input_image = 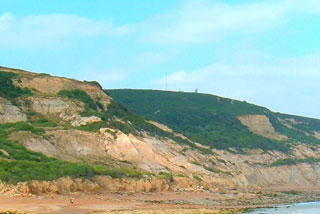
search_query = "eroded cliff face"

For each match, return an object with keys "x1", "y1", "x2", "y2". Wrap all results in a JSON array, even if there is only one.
[
  {"x1": 238, "y1": 115, "x2": 288, "y2": 141},
  {"x1": 0, "y1": 98, "x2": 27, "y2": 124},
  {"x1": 0, "y1": 175, "x2": 213, "y2": 196},
  {"x1": 1, "y1": 66, "x2": 320, "y2": 194},
  {"x1": 8, "y1": 127, "x2": 320, "y2": 191}
]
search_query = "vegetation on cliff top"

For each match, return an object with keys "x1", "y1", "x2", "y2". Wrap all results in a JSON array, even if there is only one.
[
  {"x1": 0, "y1": 119, "x2": 170, "y2": 184},
  {"x1": 0, "y1": 71, "x2": 32, "y2": 103},
  {"x1": 270, "y1": 157, "x2": 320, "y2": 167},
  {"x1": 57, "y1": 89, "x2": 213, "y2": 155},
  {"x1": 0, "y1": 122, "x2": 142, "y2": 184},
  {"x1": 106, "y1": 89, "x2": 320, "y2": 152}
]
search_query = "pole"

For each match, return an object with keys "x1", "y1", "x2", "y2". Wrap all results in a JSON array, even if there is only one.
[{"x1": 165, "y1": 72, "x2": 167, "y2": 91}]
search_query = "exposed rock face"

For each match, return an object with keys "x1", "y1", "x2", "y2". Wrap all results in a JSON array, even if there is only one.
[
  {"x1": 71, "y1": 116, "x2": 102, "y2": 127},
  {"x1": 238, "y1": 115, "x2": 288, "y2": 141},
  {"x1": 0, "y1": 175, "x2": 214, "y2": 195},
  {"x1": 25, "y1": 97, "x2": 84, "y2": 116},
  {"x1": 0, "y1": 98, "x2": 27, "y2": 124},
  {"x1": 2, "y1": 66, "x2": 320, "y2": 194},
  {"x1": 148, "y1": 121, "x2": 173, "y2": 133},
  {"x1": 15, "y1": 75, "x2": 110, "y2": 110},
  {"x1": 10, "y1": 127, "x2": 320, "y2": 191},
  {"x1": 314, "y1": 131, "x2": 320, "y2": 140}
]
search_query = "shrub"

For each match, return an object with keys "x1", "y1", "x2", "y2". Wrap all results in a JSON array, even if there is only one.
[
  {"x1": 158, "y1": 172, "x2": 174, "y2": 182},
  {"x1": 0, "y1": 122, "x2": 145, "y2": 184},
  {"x1": 1, "y1": 122, "x2": 44, "y2": 135},
  {"x1": 271, "y1": 157, "x2": 320, "y2": 167},
  {"x1": 0, "y1": 71, "x2": 32, "y2": 102},
  {"x1": 58, "y1": 89, "x2": 97, "y2": 110},
  {"x1": 94, "y1": 165, "x2": 142, "y2": 179},
  {"x1": 106, "y1": 89, "x2": 293, "y2": 152}
]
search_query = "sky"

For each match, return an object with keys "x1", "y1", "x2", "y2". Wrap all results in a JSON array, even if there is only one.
[{"x1": 1, "y1": 0, "x2": 320, "y2": 118}]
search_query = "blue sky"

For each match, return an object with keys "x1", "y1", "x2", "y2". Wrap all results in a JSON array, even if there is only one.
[{"x1": 1, "y1": 0, "x2": 320, "y2": 118}]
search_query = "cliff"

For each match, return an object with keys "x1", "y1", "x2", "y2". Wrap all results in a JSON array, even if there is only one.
[{"x1": 1, "y1": 66, "x2": 320, "y2": 194}]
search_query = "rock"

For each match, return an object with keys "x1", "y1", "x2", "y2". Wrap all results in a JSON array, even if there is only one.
[
  {"x1": 71, "y1": 116, "x2": 102, "y2": 127},
  {"x1": 0, "y1": 98, "x2": 27, "y2": 124},
  {"x1": 0, "y1": 149, "x2": 9, "y2": 157},
  {"x1": 14, "y1": 74, "x2": 111, "y2": 110},
  {"x1": 238, "y1": 115, "x2": 287, "y2": 141}
]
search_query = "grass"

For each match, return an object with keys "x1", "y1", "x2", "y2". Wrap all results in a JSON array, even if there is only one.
[
  {"x1": 94, "y1": 165, "x2": 143, "y2": 178},
  {"x1": 270, "y1": 157, "x2": 320, "y2": 167},
  {"x1": 106, "y1": 89, "x2": 296, "y2": 152},
  {"x1": 204, "y1": 166, "x2": 224, "y2": 174},
  {"x1": 58, "y1": 89, "x2": 97, "y2": 110},
  {"x1": 0, "y1": 71, "x2": 32, "y2": 103},
  {"x1": 193, "y1": 175, "x2": 202, "y2": 182},
  {"x1": 77, "y1": 99, "x2": 213, "y2": 154},
  {"x1": 27, "y1": 112, "x2": 58, "y2": 128},
  {"x1": 57, "y1": 89, "x2": 213, "y2": 155},
  {"x1": 1, "y1": 122, "x2": 45, "y2": 135},
  {"x1": 157, "y1": 172, "x2": 174, "y2": 182},
  {"x1": 0, "y1": 122, "x2": 143, "y2": 184}
]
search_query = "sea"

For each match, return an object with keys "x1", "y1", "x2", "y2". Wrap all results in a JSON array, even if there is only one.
[{"x1": 248, "y1": 202, "x2": 320, "y2": 214}]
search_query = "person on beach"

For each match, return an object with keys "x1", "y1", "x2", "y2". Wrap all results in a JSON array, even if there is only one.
[{"x1": 70, "y1": 198, "x2": 75, "y2": 204}]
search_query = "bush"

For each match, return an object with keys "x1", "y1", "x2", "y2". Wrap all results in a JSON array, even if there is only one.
[
  {"x1": 106, "y1": 89, "x2": 291, "y2": 152},
  {"x1": 35, "y1": 117, "x2": 57, "y2": 127},
  {"x1": 158, "y1": 172, "x2": 174, "y2": 182},
  {"x1": 94, "y1": 165, "x2": 142, "y2": 179},
  {"x1": 0, "y1": 71, "x2": 32, "y2": 102},
  {"x1": 0, "y1": 122, "x2": 145, "y2": 184},
  {"x1": 1, "y1": 122, "x2": 44, "y2": 135},
  {"x1": 83, "y1": 80, "x2": 102, "y2": 89},
  {"x1": 271, "y1": 157, "x2": 320, "y2": 167},
  {"x1": 58, "y1": 89, "x2": 97, "y2": 110}
]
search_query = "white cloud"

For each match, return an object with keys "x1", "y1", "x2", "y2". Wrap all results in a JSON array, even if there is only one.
[
  {"x1": 0, "y1": 13, "x2": 129, "y2": 48},
  {"x1": 139, "y1": 0, "x2": 320, "y2": 44},
  {"x1": 77, "y1": 69, "x2": 128, "y2": 87},
  {"x1": 134, "y1": 52, "x2": 167, "y2": 66},
  {"x1": 152, "y1": 52, "x2": 320, "y2": 117}
]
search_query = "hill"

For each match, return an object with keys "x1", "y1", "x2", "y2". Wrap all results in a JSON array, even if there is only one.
[
  {"x1": 106, "y1": 89, "x2": 320, "y2": 152},
  {"x1": 2, "y1": 66, "x2": 320, "y2": 194},
  {"x1": 0, "y1": 67, "x2": 173, "y2": 184}
]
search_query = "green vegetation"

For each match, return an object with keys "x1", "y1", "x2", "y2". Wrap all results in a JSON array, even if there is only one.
[
  {"x1": 94, "y1": 165, "x2": 142, "y2": 178},
  {"x1": 1, "y1": 122, "x2": 44, "y2": 135},
  {"x1": 83, "y1": 80, "x2": 102, "y2": 89},
  {"x1": 270, "y1": 157, "x2": 320, "y2": 167},
  {"x1": 0, "y1": 211, "x2": 23, "y2": 214},
  {"x1": 0, "y1": 122, "x2": 143, "y2": 184},
  {"x1": 36, "y1": 73, "x2": 51, "y2": 77},
  {"x1": 106, "y1": 89, "x2": 295, "y2": 152},
  {"x1": 58, "y1": 89, "x2": 98, "y2": 110},
  {"x1": 33, "y1": 117, "x2": 57, "y2": 128},
  {"x1": 0, "y1": 122, "x2": 92, "y2": 183},
  {"x1": 157, "y1": 171, "x2": 174, "y2": 181},
  {"x1": 276, "y1": 113, "x2": 320, "y2": 134},
  {"x1": 204, "y1": 166, "x2": 224, "y2": 174},
  {"x1": 57, "y1": 89, "x2": 212, "y2": 154},
  {"x1": 27, "y1": 112, "x2": 57, "y2": 128},
  {"x1": 73, "y1": 95, "x2": 213, "y2": 154},
  {"x1": 193, "y1": 175, "x2": 202, "y2": 182},
  {"x1": 267, "y1": 113, "x2": 320, "y2": 145},
  {"x1": 0, "y1": 71, "x2": 32, "y2": 103}
]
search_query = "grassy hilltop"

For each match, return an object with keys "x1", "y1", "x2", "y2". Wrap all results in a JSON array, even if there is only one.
[{"x1": 106, "y1": 89, "x2": 320, "y2": 152}]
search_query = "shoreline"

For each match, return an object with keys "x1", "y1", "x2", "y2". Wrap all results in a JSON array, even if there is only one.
[{"x1": 0, "y1": 190, "x2": 319, "y2": 214}]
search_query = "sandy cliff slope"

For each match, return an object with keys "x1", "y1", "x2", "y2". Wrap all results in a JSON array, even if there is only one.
[{"x1": 1, "y1": 66, "x2": 320, "y2": 194}]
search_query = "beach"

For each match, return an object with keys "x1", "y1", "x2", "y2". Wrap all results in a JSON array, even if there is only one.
[{"x1": 0, "y1": 190, "x2": 319, "y2": 214}]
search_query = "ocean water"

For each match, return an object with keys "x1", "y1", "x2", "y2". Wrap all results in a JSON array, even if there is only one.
[{"x1": 249, "y1": 202, "x2": 320, "y2": 214}]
